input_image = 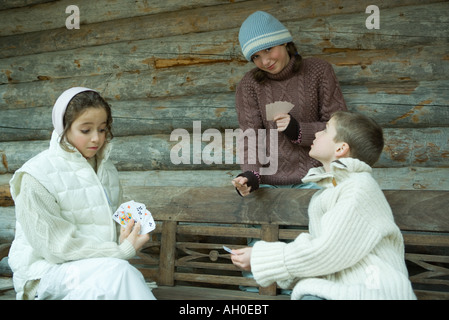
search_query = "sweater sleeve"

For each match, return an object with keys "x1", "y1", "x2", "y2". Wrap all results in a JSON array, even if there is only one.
[
  {"x1": 250, "y1": 182, "x2": 385, "y2": 288},
  {"x1": 298, "y1": 60, "x2": 347, "y2": 146},
  {"x1": 14, "y1": 173, "x2": 136, "y2": 264},
  {"x1": 235, "y1": 74, "x2": 268, "y2": 175}
]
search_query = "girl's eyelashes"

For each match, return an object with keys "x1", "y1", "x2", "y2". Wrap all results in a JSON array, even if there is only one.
[
  {"x1": 80, "y1": 128, "x2": 107, "y2": 134},
  {"x1": 251, "y1": 47, "x2": 273, "y2": 61}
]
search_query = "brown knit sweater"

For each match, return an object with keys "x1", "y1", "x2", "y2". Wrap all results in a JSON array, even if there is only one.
[{"x1": 235, "y1": 56, "x2": 347, "y2": 187}]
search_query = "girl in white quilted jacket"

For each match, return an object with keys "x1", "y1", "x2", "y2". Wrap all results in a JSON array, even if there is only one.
[
  {"x1": 8, "y1": 87, "x2": 156, "y2": 300},
  {"x1": 231, "y1": 111, "x2": 416, "y2": 300}
]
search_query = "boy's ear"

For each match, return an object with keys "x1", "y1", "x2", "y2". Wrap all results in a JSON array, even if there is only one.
[{"x1": 335, "y1": 142, "x2": 350, "y2": 158}]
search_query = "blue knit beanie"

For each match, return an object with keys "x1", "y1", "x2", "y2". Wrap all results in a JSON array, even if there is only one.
[{"x1": 239, "y1": 11, "x2": 293, "y2": 61}]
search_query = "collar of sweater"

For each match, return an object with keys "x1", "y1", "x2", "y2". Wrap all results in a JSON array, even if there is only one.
[
  {"x1": 302, "y1": 158, "x2": 372, "y2": 188},
  {"x1": 265, "y1": 54, "x2": 298, "y2": 81}
]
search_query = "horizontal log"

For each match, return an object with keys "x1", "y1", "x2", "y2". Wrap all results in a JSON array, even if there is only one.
[
  {"x1": 2, "y1": 164, "x2": 448, "y2": 205},
  {"x1": 0, "y1": 206, "x2": 15, "y2": 242},
  {"x1": 0, "y1": 0, "x2": 445, "y2": 59},
  {"x1": 0, "y1": 61, "x2": 250, "y2": 110},
  {"x1": 117, "y1": 167, "x2": 449, "y2": 191},
  {"x1": 2, "y1": 7, "x2": 448, "y2": 85},
  {"x1": 0, "y1": 0, "x2": 54, "y2": 11},
  {"x1": 0, "y1": 0, "x2": 297, "y2": 58},
  {"x1": 1, "y1": 48, "x2": 447, "y2": 109},
  {"x1": 2, "y1": 78, "x2": 449, "y2": 141},
  {"x1": 0, "y1": 28, "x2": 241, "y2": 84},
  {"x1": 0, "y1": 127, "x2": 448, "y2": 173},
  {"x1": 1, "y1": 165, "x2": 448, "y2": 206},
  {"x1": 0, "y1": 184, "x2": 13, "y2": 207},
  {"x1": 0, "y1": 0, "x2": 247, "y2": 37},
  {"x1": 300, "y1": 1, "x2": 449, "y2": 52}
]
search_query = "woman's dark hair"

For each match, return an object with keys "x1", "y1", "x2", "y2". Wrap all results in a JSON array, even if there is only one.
[
  {"x1": 252, "y1": 42, "x2": 302, "y2": 83},
  {"x1": 60, "y1": 91, "x2": 113, "y2": 152}
]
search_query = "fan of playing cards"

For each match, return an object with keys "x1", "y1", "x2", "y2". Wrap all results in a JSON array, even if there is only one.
[{"x1": 112, "y1": 200, "x2": 156, "y2": 235}]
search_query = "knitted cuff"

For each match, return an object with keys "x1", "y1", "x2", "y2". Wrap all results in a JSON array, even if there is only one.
[
  {"x1": 283, "y1": 114, "x2": 301, "y2": 144},
  {"x1": 251, "y1": 240, "x2": 291, "y2": 288},
  {"x1": 235, "y1": 171, "x2": 260, "y2": 196}
]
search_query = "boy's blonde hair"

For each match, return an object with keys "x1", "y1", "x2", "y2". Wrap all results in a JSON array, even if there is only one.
[{"x1": 331, "y1": 111, "x2": 384, "y2": 166}]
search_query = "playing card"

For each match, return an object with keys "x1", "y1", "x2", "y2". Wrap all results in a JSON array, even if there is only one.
[
  {"x1": 140, "y1": 209, "x2": 156, "y2": 234},
  {"x1": 112, "y1": 200, "x2": 155, "y2": 234},
  {"x1": 266, "y1": 101, "x2": 294, "y2": 121},
  {"x1": 223, "y1": 245, "x2": 236, "y2": 255}
]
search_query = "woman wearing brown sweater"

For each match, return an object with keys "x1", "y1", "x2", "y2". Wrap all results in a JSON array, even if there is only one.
[{"x1": 232, "y1": 11, "x2": 347, "y2": 196}]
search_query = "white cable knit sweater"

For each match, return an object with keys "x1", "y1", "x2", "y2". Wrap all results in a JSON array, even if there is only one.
[{"x1": 250, "y1": 158, "x2": 416, "y2": 300}]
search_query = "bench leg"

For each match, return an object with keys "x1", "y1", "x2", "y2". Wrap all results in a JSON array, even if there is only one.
[
  {"x1": 259, "y1": 225, "x2": 279, "y2": 296},
  {"x1": 158, "y1": 221, "x2": 177, "y2": 286}
]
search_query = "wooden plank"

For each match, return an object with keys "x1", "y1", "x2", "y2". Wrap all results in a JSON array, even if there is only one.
[
  {"x1": 259, "y1": 224, "x2": 279, "y2": 296},
  {"x1": 2, "y1": 165, "x2": 449, "y2": 192},
  {"x1": 158, "y1": 221, "x2": 177, "y2": 286},
  {"x1": 120, "y1": 187, "x2": 449, "y2": 232},
  {"x1": 118, "y1": 167, "x2": 449, "y2": 191},
  {"x1": 2, "y1": 188, "x2": 448, "y2": 240},
  {"x1": 414, "y1": 290, "x2": 449, "y2": 300},
  {"x1": 152, "y1": 285, "x2": 289, "y2": 300},
  {"x1": 174, "y1": 272, "x2": 257, "y2": 287},
  {"x1": 128, "y1": 187, "x2": 313, "y2": 226},
  {"x1": 177, "y1": 225, "x2": 261, "y2": 239},
  {"x1": 403, "y1": 233, "x2": 449, "y2": 247}
]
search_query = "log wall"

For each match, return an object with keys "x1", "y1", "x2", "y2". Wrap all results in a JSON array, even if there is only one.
[{"x1": 0, "y1": 0, "x2": 448, "y2": 202}]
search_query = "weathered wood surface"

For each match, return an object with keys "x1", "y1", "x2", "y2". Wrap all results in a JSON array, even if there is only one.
[
  {"x1": 1, "y1": 1, "x2": 447, "y2": 192},
  {"x1": 0, "y1": 0, "x2": 248, "y2": 37},
  {"x1": 1, "y1": 0, "x2": 444, "y2": 57},
  {"x1": 120, "y1": 187, "x2": 449, "y2": 233},
  {"x1": 151, "y1": 285, "x2": 289, "y2": 300},
  {"x1": 1, "y1": 127, "x2": 448, "y2": 173},
  {"x1": 1, "y1": 79, "x2": 449, "y2": 141},
  {"x1": 1, "y1": 186, "x2": 448, "y2": 299},
  {"x1": 2, "y1": 4, "x2": 448, "y2": 84},
  {"x1": 3, "y1": 187, "x2": 448, "y2": 238},
  {"x1": 2, "y1": 165, "x2": 449, "y2": 207}
]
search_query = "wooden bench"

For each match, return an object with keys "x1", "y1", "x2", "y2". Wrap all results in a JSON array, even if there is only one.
[
  {"x1": 1, "y1": 186, "x2": 449, "y2": 300},
  {"x1": 123, "y1": 186, "x2": 449, "y2": 300}
]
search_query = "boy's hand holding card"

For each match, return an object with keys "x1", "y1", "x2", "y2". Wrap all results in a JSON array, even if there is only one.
[{"x1": 113, "y1": 200, "x2": 156, "y2": 235}]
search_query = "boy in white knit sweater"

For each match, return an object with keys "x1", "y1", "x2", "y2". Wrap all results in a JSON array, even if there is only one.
[{"x1": 231, "y1": 111, "x2": 416, "y2": 300}]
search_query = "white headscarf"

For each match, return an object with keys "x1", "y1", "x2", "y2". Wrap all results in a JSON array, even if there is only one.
[{"x1": 51, "y1": 87, "x2": 97, "y2": 136}]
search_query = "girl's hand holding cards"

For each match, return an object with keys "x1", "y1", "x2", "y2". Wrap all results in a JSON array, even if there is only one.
[{"x1": 113, "y1": 200, "x2": 156, "y2": 235}]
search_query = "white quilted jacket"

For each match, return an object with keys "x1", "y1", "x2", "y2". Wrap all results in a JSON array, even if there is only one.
[{"x1": 8, "y1": 131, "x2": 125, "y2": 299}]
